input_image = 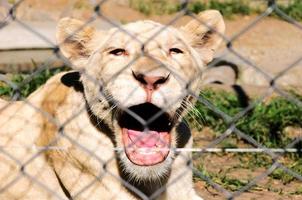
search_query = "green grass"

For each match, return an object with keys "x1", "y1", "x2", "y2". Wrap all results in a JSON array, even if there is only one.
[
  {"x1": 129, "y1": 0, "x2": 179, "y2": 16},
  {"x1": 129, "y1": 0, "x2": 252, "y2": 18},
  {"x1": 7, "y1": 0, "x2": 15, "y2": 4},
  {"x1": 0, "y1": 67, "x2": 67, "y2": 99},
  {"x1": 129, "y1": 0, "x2": 302, "y2": 21},
  {"x1": 289, "y1": 186, "x2": 302, "y2": 195},
  {"x1": 188, "y1": 89, "x2": 302, "y2": 185},
  {"x1": 277, "y1": 0, "x2": 302, "y2": 21},
  {"x1": 237, "y1": 153, "x2": 302, "y2": 184},
  {"x1": 270, "y1": 159, "x2": 302, "y2": 184},
  {"x1": 205, "y1": 0, "x2": 251, "y2": 18},
  {"x1": 194, "y1": 152, "x2": 302, "y2": 191},
  {"x1": 188, "y1": 89, "x2": 302, "y2": 148},
  {"x1": 194, "y1": 163, "x2": 249, "y2": 191},
  {"x1": 237, "y1": 154, "x2": 272, "y2": 169}
]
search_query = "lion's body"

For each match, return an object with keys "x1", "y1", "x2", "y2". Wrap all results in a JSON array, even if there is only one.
[
  {"x1": 0, "y1": 10, "x2": 225, "y2": 200},
  {"x1": 0, "y1": 73, "x2": 196, "y2": 200}
]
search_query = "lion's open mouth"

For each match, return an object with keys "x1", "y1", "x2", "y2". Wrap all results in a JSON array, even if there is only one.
[{"x1": 118, "y1": 103, "x2": 173, "y2": 166}]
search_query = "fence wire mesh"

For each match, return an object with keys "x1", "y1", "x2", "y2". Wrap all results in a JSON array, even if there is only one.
[{"x1": 0, "y1": 0, "x2": 302, "y2": 199}]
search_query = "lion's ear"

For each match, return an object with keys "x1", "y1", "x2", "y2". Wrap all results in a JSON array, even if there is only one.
[
  {"x1": 182, "y1": 10, "x2": 225, "y2": 64},
  {"x1": 56, "y1": 18, "x2": 95, "y2": 66}
]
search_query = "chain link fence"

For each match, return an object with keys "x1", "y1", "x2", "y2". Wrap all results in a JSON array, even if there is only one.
[{"x1": 0, "y1": 0, "x2": 302, "y2": 199}]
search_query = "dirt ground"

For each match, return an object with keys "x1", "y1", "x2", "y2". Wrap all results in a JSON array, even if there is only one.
[
  {"x1": 192, "y1": 128, "x2": 302, "y2": 200},
  {"x1": 1, "y1": 0, "x2": 302, "y2": 199}
]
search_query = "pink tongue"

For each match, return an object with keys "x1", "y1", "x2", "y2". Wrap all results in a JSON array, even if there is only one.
[{"x1": 128, "y1": 129, "x2": 166, "y2": 148}]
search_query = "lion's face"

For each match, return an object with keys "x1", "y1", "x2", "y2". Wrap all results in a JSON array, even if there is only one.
[{"x1": 57, "y1": 11, "x2": 225, "y2": 179}]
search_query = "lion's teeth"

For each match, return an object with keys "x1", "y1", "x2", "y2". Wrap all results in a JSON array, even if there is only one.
[
  {"x1": 137, "y1": 148, "x2": 156, "y2": 154},
  {"x1": 156, "y1": 143, "x2": 165, "y2": 148}
]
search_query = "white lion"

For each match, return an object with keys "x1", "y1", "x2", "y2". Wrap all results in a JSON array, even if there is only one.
[{"x1": 0, "y1": 10, "x2": 225, "y2": 200}]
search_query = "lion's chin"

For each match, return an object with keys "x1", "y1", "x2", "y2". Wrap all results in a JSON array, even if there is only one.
[{"x1": 122, "y1": 128, "x2": 171, "y2": 166}]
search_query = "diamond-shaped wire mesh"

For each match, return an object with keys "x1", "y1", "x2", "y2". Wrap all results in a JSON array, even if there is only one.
[{"x1": 0, "y1": 0, "x2": 302, "y2": 199}]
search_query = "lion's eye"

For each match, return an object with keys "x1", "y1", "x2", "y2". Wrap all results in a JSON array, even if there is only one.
[
  {"x1": 109, "y1": 48, "x2": 127, "y2": 56},
  {"x1": 169, "y1": 48, "x2": 183, "y2": 55}
]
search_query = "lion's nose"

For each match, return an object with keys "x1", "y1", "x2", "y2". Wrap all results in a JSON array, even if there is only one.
[
  {"x1": 132, "y1": 71, "x2": 170, "y2": 102},
  {"x1": 132, "y1": 71, "x2": 169, "y2": 90}
]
